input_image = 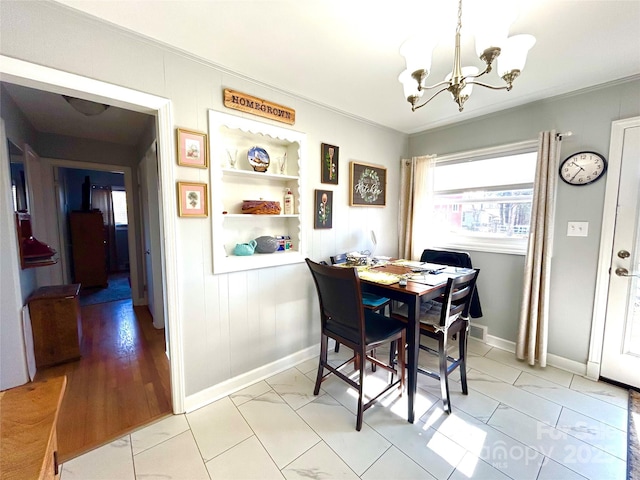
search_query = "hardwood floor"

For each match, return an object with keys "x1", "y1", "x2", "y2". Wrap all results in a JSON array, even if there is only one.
[{"x1": 34, "y1": 299, "x2": 171, "y2": 462}]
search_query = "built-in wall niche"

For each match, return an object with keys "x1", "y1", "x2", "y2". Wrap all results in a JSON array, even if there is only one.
[{"x1": 208, "y1": 110, "x2": 307, "y2": 274}]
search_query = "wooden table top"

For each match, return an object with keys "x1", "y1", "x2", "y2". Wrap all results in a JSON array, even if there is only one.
[{"x1": 1, "y1": 376, "x2": 67, "y2": 480}]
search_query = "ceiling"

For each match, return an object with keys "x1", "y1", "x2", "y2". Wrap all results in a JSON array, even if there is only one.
[
  {"x1": 2, "y1": 82, "x2": 153, "y2": 146},
  {"x1": 4, "y1": 0, "x2": 640, "y2": 144}
]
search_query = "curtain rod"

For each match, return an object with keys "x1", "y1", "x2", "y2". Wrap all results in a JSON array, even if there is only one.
[{"x1": 556, "y1": 131, "x2": 572, "y2": 140}]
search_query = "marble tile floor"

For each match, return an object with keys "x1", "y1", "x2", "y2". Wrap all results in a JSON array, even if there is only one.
[{"x1": 60, "y1": 339, "x2": 629, "y2": 480}]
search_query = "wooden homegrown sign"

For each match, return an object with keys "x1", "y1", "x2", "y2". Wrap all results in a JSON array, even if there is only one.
[{"x1": 223, "y1": 89, "x2": 295, "y2": 125}]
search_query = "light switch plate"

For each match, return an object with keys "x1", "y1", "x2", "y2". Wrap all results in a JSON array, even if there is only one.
[{"x1": 567, "y1": 221, "x2": 589, "y2": 237}]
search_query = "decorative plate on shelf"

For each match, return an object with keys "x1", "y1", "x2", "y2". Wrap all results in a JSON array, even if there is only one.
[{"x1": 248, "y1": 146, "x2": 270, "y2": 172}]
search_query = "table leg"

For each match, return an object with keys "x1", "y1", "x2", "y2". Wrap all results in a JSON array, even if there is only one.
[{"x1": 407, "y1": 296, "x2": 420, "y2": 423}]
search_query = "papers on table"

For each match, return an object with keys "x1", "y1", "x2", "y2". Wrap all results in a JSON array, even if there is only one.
[
  {"x1": 406, "y1": 273, "x2": 448, "y2": 286},
  {"x1": 391, "y1": 260, "x2": 445, "y2": 270},
  {"x1": 407, "y1": 267, "x2": 475, "y2": 286},
  {"x1": 357, "y1": 269, "x2": 400, "y2": 285}
]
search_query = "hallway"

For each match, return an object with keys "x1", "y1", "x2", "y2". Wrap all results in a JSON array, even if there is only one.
[{"x1": 34, "y1": 299, "x2": 171, "y2": 461}]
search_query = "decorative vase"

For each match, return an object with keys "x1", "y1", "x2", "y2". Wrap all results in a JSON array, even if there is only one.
[
  {"x1": 233, "y1": 239, "x2": 257, "y2": 256},
  {"x1": 255, "y1": 236, "x2": 279, "y2": 254}
]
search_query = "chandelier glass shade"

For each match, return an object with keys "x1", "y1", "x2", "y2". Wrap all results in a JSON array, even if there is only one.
[{"x1": 398, "y1": 0, "x2": 535, "y2": 112}]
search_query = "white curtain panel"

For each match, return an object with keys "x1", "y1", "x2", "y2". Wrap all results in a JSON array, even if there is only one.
[
  {"x1": 398, "y1": 155, "x2": 436, "y2": 260},
  {"x1": 516, "y1": 130, "x2": 560, "y2": 367}
]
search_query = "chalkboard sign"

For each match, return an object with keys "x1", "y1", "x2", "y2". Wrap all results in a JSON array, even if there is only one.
[{"x1": 350, "y1": 161, "x2": 386, "y2": 207}]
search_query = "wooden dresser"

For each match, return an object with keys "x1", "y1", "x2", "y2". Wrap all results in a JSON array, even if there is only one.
[
  {"x1": 0, "y1": 376, "x2": 67, "y2": 480},
  {"x1": 69, "y1": 210, "x2": 108, "y2": 288},
  {"x1": 27, "y1": 284, "x2": 82, "y2": 369}
]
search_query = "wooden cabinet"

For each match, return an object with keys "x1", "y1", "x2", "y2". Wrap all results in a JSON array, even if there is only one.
[
  {"x1": 0, "y1": 376, "x2": 66, "y2": 480},
  {"x1": 69, "y1": 211, "x2": 107, "y2": 288},
  {"x1": 28, "y1": 284, "x2": 82, "y2": 369},
  {"x1": 208, "y1": 110, "x2": 307, "y2": 274}
]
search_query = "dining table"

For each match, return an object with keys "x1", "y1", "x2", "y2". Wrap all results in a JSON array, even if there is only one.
[{"x1": 352, "y1": 259, "x2": 468, "y2": 424}]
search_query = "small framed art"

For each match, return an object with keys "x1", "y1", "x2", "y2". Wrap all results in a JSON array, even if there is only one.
[
  {"x1": 321, "y1": 143, "x2": 339, "y2": 184},
  {"x1": 177, "y1": 182, "x2": 208, "y2": 217},
  {"x1": 176, "y1": 128, "x2": 208, "y2": 168},
  {"x1": 314, "y1": 189, "x2": 333, "y2": 229},
  {"x1": 350, "y1": 161, "x2": 386, "y2": 207}
]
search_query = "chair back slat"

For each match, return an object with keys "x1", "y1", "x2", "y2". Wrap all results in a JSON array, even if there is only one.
[
  {"x1": 420, "y1": 248, "x2": 483, "y2": 319},
  {"x1": 436, "y1": 269, "x2": 479, "y2": 328},
  {"x1": 306, "y1": 259, "x2": 365, "y2": 346}
]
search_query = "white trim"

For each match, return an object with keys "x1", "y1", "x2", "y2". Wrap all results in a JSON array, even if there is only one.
[
  {"x1": 587, "y1": 116, "x2": 640, "y2": 381},
  {"x1": 184, "y1": 344, "x2": 319, "y2": 413},
  {"x1": 437, "y1": 239, "x2": 527, "y2": 256},
  {"x1": 0, "y1": 55, "x2": 185, "y2": 413},
  {"x1": 434, "y1": 139, "x2": 538, "y2": 165},
  {"x1": 48, "y1": 158, "x2": 144, "y2": 305},
  {"x1": 430, "y1": 140, "x2": 537, "y2": 255},
  {"x1": 486, "y1": 335, "x2": 587, "y2": 376}
]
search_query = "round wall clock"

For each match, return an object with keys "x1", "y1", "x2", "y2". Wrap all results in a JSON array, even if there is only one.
[{"x1": 559, "y1": 151, "x2": 607, "y2": 186}]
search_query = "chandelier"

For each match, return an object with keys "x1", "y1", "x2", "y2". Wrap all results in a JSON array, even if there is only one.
[{"x1": 398, "y1": 0, "x2": 536, "y2": 112}]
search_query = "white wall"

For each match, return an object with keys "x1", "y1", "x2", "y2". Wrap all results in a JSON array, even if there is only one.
[
  {"x1": 0, "y1": 1, "x2": 407, "y2": 395},
  {"x1": 409, "y1": 78, "x2": 640, "y2": 364}
]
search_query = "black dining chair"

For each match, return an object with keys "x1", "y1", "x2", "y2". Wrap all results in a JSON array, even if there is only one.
[
  {"x1": 330, "y1": 253, "x2": 391, "y2": 353},
  {"x1": 391, "y1": 269, "x2": 479, "y2": 414},
  {"x1": 420, "y1": 249, "x2": 482, "y2": 318},
  {"x1": 306, "y1": 258, "x2": 406, "y2": 431}
]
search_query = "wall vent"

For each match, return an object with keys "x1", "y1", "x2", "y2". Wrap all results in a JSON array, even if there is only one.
[{"x1": 469, "y1": 324, "x2": 488, "y2": 342}]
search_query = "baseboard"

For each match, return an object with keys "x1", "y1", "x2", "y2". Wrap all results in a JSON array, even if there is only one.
[
  {"x1": 586, "y1": 361, "x2": 601, "y2": 380},
  {"x1": 485, "y1": 335, "x2": 587, "y2": 376},
  {"x1": 184, "y1": 344, "x2": 319, "y2": 413},
  {"x1": 132, "y1": 296, "x2": 146, "y2": 306}
]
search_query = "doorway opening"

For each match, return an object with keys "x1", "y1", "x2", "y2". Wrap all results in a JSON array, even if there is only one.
[{"x1": 1, "y1": 54, "x2": 184, "y2": 457}]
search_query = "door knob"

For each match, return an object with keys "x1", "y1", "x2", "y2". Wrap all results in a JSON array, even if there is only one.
[
  {"x1": 145, "y1": 250, "x2": 150, "y2": 255},
  {"x1": 618, "y1": 250, "x2": 631, "y2": 259}
]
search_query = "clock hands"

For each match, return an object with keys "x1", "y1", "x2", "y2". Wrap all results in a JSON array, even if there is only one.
[{"x1": 569, "y1": 161, "x2": 585, "y2": 182}]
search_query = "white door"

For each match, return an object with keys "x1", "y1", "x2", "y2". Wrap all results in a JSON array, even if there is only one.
[
  {"x1": 139, "y1": 142, "x2": 165, "y2": 330},
  {"x1": 600, "y1": 120, "x2": 640, "y2": 388},
  {"x1": 23, "y1": 144, "x2": 63, "y2": 286}
]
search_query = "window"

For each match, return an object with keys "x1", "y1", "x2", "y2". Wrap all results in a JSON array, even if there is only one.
[
  {"x1": 111, "y1": 189, "x2": 128, "y2": 226},
  {"x1": 430, "y1": 142, "x2": 538, "y2": 255}
]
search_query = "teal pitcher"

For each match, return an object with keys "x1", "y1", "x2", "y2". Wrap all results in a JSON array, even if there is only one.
[{"x1": 234, "y1": 239, "x2": 257, "y2": 256}]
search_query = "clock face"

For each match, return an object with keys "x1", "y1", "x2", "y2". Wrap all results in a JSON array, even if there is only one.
[{"x1": 559, "y1": 151, "x2": 607, "y2": 186}]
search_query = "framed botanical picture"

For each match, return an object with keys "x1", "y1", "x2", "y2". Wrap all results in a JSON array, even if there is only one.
[
  {"x1": 321, "y1": 143, "x2": 339, "y2": 184},
  {"x1": 177, "y1": 182, "x2": 208, "y2": 217},
  {"x1": 176, "y1": 128, "x2": 208, "y2": 168},
  {"x1": 314, "y1": 189, "x2": 333, "y2": 229},
  {"x1": 350, "y1": 161, "x2": 386, "y2": 207}
]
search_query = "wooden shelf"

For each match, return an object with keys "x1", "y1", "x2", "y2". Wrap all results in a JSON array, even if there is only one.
[
  {"x1": 23, "y1": 258, "x2": 58, "y2": 269},
  {"x1": 15, "y1": 212, "x2": 58, "y2": 270}
]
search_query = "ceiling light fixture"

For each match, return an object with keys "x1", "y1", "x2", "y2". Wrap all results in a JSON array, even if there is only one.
[
  {"x1": 398, "y1": 0, "x2": 535, "y2": 112},
  {"x1": 63, "y1": 95, "x2": 111, "y2": 116}
]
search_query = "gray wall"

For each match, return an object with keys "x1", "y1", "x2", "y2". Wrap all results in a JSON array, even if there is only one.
[
  {"x1": 0, "y1": 0, "x2": 407, "y2": 396},
  {"x1": 409, "y1": 79, "x2": 640, "y2": 363},
  {"x1": 37, "y1": 132, "x2": 139, "y2": 167},
  {"x1": 0, "y1": 83, "x2": 38, "y2": 304},
  {"x1": 3, "y1": 0, "x2": 635, "y2": 396}
]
